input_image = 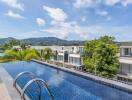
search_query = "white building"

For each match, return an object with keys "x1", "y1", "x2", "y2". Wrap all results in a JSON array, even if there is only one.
[
  {"x1": 119, "y1": 46, "x2": 132, "y2": 80},
  {"x1": 13, "y1": 45, "x2": 84, "y2": 67},
  {"x1": 57, "y1": 46, "x2": 84, "y2": 66}
]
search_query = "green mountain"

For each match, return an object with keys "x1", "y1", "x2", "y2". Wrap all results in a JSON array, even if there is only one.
[
  {"x1": 0, "y1": 37, "x2": 17, "y2": 44},
  {"x1": 0, "y1": 37, "x2": 83, "y2": 46},
  {"x1": 0, "y1": 37, "x2": 131, "y2": 46}
]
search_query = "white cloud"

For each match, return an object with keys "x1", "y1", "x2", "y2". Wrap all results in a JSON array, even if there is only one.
[
  {"x1": 36, "y1": 18, "x2": 45, "y2": 27},
  {"x1": 5, "y1": 10, "x2": 25, "y2": 19},
  {"x1": 97, "y1": 10, "x2": 108, "y2": 16},
  {"x1": 0, "y1": 0, "x2": 24, "y2": 10},
  {"x1": 105, "y1": 0, "x2": 121, "y2": 6},
  {"x1": 41, "y1": 21, "x2": 102, "y2": 39},
  {"x1": 40, "y1": 18, "x2": 132, "y2": 40},
  {"x1": 73, "y1": 0, "x2": 132, "y2": 9},
  {"x1": 41, "y1": 21, "x2": 73, "y2": 38},
  {"x1": 2, "y1": 25, "x2": 132, "y2": 41},
  {"x1": 73, "y1": 0, "x2": 100, "y2": 8},
  {"x1": 43, "y1": 6, "x2": 67, "y2": 22},
  {"x1": 105, "y1": 0, "x2": 132, "y2": 7},
  {"x1": 121, "y1": 0, "x2": 132, "y2": 7}
]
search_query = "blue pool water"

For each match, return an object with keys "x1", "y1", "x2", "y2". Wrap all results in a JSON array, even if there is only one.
[{"x1": 1, "y1": 61, "x2": 132, "y2": 100}]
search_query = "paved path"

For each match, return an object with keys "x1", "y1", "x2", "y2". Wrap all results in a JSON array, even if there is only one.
[
  {"x1": 0, "y1": 83, "x2": 12, "y2": 100},
  {"x1": 0, "y1": 67, "x2": 20, "y2": 100}
]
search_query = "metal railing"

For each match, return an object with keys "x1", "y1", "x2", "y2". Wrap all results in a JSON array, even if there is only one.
[
  {"x1": 13, "y1": 71, "x2": 35, "y2": 95},
  {"x1": 13, "y1": 71, "x2": 54, "y2": 100}
]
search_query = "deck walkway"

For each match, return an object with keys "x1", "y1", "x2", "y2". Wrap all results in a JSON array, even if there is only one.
[
  {"x1": 0, "y1": 83, "x2": 12, "y2": 100},
  {"x1": 0, "y1": 67, "x2": 20, "y2": 100}
]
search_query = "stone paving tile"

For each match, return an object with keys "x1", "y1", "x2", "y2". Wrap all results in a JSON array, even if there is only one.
[
  {"x1": 0, "y1": 67, "x2": 21, "y2": 100},
  {"x1": 0, "y1": 83, "x2": 11, "y2": 100}
]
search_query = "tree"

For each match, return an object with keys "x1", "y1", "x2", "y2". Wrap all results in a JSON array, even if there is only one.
[
  {"x1": 83, "y1": 40, "x2": 98, "y2": 73},
  {"x1": 2, "y1": 43, "x2": 10, "y2": 50},
  {"x1": 53, "y1": 50, "x2": 58, "y2": 60},
  {"x1": 83, "y1": 36, "x2": 119, "y2": 77},
  {"x1": 20, "y1": 42, "x2": 30, "y2": 50},
  {"x1": 42, "y1": 48, "x2": 53, "y2": 62},
  {"x1": 8, "y1": 40, "x2": 20, "y2": 47},
  {"x1": 0, "y1": 40, "x2": 30, "y2": 52},
  {"x1": 24, "y1": 48, "x2": 41, "y2": 61},
  {"x1": 5, "y1": 48, "x2": 41, "y2": 61}
]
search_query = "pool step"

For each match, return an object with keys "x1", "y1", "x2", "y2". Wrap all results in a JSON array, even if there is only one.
[{"x1": 13, "y1": 71, "x2": 54, "y2": 100}]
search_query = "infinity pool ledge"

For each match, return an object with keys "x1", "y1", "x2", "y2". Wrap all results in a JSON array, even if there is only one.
[{"x1": 32, "y1": 59, "x2": 132, "y2": 94}]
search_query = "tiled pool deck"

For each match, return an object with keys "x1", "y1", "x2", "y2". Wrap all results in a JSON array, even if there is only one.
[
  {"x1": 0, "y1": 67, "x2": 21, "y2": 100},
  {"x1": 0, "y1": 83, "x2": 12, "y2": 100},
  {"x1": 33, "y1": 59, "x2": 132, "y2": 94}
]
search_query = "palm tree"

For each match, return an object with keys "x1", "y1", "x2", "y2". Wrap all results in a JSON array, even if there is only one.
[
  {"x1": 20, "y1": 42, "x2": 27, "y2": 50},
  {"x1": 5, "y1": 48, "x2": 41, "y2": 61},
  {"x1": 24, "y1": 48, "x2": 41, "y2": 61},
  {"x1": 42, "y1": 48, "x2": 53, "y2": 62}
]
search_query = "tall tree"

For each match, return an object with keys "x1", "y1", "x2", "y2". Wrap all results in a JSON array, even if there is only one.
[
  {"x1": 83, "y1": 36, "x2": 119, "y2": 77},
  {"x1": 42, "y1": 48, "x2": 53, "y2": 62},
  {"x1": 83, "y1": 39, "x2": 98, "y2": 73}
]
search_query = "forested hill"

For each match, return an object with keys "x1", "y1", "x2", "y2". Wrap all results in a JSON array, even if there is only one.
[{"x1": 0, "y1": 37, "x2": 84, "y2": 46}]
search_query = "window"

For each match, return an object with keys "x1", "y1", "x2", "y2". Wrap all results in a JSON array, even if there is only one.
[
  {"x1": 124, "y1": 48, "x2": 130, "y2": 56},
  {"x1": 69, "y1": 57, "x2": 81, "y2": 65},
  {"x1": 121, "y1": 63, "x2": 129, "y2": 75},
  {"x1": 58, "y1": 55, "x2": 63, "y2": 62}
]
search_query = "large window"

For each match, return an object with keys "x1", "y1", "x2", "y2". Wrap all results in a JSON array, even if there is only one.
[
  {"x1": 120, "y1": 63, "x2": 132, "y2": 75},
  {"x1": 69, "y1": 57, "x2": 81, "y2": 65},
  {"x1": 124, "y1": 48, "x2": 130, "y2": 56},
  {"x1": 58, "y1": 55, "x2": 63, "y2": 62}
]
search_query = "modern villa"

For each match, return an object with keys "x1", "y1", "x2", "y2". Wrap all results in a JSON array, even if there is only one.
[
  {"x1": 13, "y1": 45, "x2": 132, "y2": 80},
  {"x1": 56, "y1": 46, "x2": 84, "y2": 68},
  {"x1": 13, "y1": 46, "x2": 84, "y2": 68},
  {"x1": 118, "y1": 45, "x2": 132, "y2": 81}
]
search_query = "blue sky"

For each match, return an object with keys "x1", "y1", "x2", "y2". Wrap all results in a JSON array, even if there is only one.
[{"x1": 0, "y1": 0, "x2": 132, "y2": 41}]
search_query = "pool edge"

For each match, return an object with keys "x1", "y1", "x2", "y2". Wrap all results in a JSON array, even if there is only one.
[{"x1": 32, "y1": 59, "x2": 132, "y2": 94}]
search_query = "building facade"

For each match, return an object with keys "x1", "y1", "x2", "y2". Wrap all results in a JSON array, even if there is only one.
[
  {"x1": 119, "y1": 46, "x2": 132, "y2": 80},
  {"x1": 13, "y1": 44, "x2": 132, "y2": 81},
  {"x1": 57, "y1": 46, "x2": 84, "y2": 66},
  {"x1": 13, "y1": 45, "x2": 84, "y2": 67}
]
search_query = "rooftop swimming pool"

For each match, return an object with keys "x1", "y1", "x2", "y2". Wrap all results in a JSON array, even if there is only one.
[{"x1": 1, "y1": 61, "x2": 132, "y2": 100}]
